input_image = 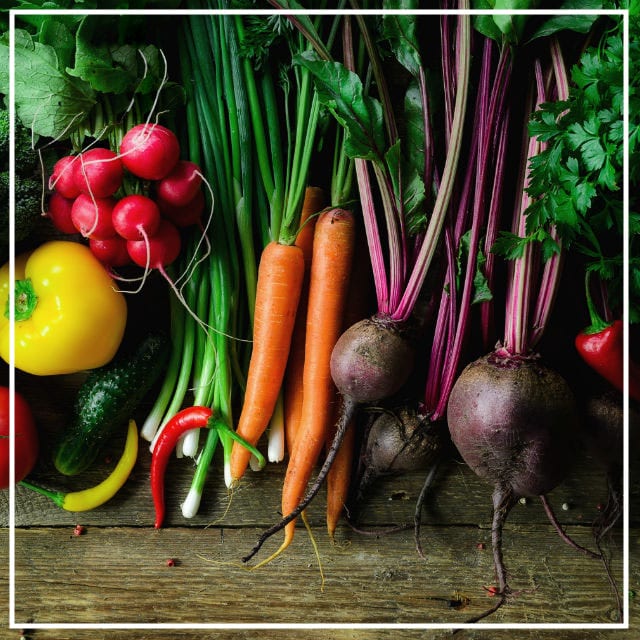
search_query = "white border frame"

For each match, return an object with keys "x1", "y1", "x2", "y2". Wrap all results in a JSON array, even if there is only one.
[{"x1": 8, "y1": 4, "x2": 630, "y2": 632}]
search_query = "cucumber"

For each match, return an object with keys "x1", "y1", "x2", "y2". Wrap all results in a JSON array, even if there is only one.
[{"x1": 53, "y1": 332, "x2": 169, "y2": 476}]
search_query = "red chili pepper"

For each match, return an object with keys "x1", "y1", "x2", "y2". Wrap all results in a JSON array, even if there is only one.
[
  {"x1": 576, "y1": 319, "x2": 640, "y2": 402},
  {"x1": 151, "y1": 406, "x2": 213, "y2": 529}
]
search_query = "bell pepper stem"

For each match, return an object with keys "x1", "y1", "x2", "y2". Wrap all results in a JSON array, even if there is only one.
[{"x1": 6, "y1": 279, "x2": 38, "y2": 322}]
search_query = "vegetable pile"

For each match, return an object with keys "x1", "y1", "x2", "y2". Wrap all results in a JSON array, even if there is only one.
[{"x1": 1, "y1": 0, "x2": 635, "y2": 627}]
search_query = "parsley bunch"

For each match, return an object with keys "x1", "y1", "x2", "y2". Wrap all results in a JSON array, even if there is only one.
[{"x1": 494, "y1": 14, "x2": 635, "y2": 321}]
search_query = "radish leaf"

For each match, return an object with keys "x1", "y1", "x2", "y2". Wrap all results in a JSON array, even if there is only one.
[{"x1": 1, "y1": 29, "x2": 96, "y2": 139}]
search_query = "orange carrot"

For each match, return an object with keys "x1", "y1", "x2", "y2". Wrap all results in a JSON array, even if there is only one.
[
  {"x1": 326, "y1": 228, "x2": 373, "y2": 539},
  {"x1": 283, "y1": 186, "x2": 325, "y2": 454},
  {"x1": 325, "y1": 396, "x2": 356, "y2": 541},
  {"x1": 229, "y1": 241, "x2": 305, "y2": 484},
  {"x1": 268, "y1": 207, "x2": 355, "y2": 561}
]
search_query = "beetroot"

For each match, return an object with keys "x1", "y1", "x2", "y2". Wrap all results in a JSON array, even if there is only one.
[
  {"x1": 330, "y1": 317, "x2": 414, "y2": 404},
  {"x1": 447, "y1": 349, "x2": 585, "y2": 619},
  {"x1": 583, "y1": 391, "x2": 639, "y2": 543},
  {"x1": 356, "y1": 406, "x2": 443, "y2": 502},
  {"x1": 447, "y1": 351, "x2": 578, "y2": 498}
]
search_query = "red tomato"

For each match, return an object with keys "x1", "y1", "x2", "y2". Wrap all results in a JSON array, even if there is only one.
[{"x1": 0, "y1": 387, "x2": 39, "y2": 488}]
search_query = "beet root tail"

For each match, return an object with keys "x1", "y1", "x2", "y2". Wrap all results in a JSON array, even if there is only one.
[{"x1": 464, "y1": 485, "x2": 516, "y2": 624}]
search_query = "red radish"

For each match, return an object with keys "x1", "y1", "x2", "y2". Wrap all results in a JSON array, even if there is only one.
[
  {"x1": 71, "y1": 194, "x2": 117, "y2": 239},
  {"x1": 112, "y1": 194, "x2": 161, "y2": 240},
  {"x1": 120, "y1": 123, "x2": 180, "y2": 180},
  {"x1": 156, "y1": 189, "x2": 205, "y2": 228},
  {"x1": 49, "y1": 155, "x2": 81, "y2": 199},
  {"x1": 74, "y1": 148, "x2": 124, "y2": 198},
  {"x1": 90, "y1": 236, "x2": 131, "y2": 267},
  {"x1": 127, "y1": 219, "x2": 181, "y2": 269},
  {"x1": 156, "y1": 160, "x2": 202, "y2": 206},
  {"x1": 46, "y1": 192, "x2": 77, "y2": 234}
]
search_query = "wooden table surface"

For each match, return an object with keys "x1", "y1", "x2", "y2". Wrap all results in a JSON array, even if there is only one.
[{"x1": 1, "y1": 357, "x2": 637, "y2": 639}]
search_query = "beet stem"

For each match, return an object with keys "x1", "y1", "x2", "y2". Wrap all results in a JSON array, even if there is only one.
[
  {"x1": 242, "y1": 397, "x2": 358, "y2": 563},
  {"x1": 539, "y1": 494, "x2": 601, "y2": 560}
]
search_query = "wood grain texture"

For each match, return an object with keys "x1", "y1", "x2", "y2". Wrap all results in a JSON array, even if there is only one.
[{"x1": 5, "y1": 524, "x2": 629, "y2": 627}]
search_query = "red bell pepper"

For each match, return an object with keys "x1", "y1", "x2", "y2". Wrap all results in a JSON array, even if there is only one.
[
  {"x1": 575, "y1": 319, "x2": 640, "y2": 401},
  {"x1": 575, "y1": 275, "x2": 639, "y2": 402}
]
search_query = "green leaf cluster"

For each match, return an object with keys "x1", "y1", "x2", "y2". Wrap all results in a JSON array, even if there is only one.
[
  {"x1": 0, "y1": 11, "x2": 183, "y2": 145},
  {"x1": 472, "y1": 0, "x2": 602, "y2": 45},
  {"x1": 525, "y1": 32, "x2": 623, "y2": 241}
]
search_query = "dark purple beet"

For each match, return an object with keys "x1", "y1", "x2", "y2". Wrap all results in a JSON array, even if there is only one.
[
  {"x1": 584, "y1": 391, "x2": 625, "y2": 470},
  {"x1": 446, "y1": 349, "x2": 584, "y2": 622},
  {"x1": 447, "y1": 350, "x2": 579, "y2": 498},
  {"x1": 582, "y1": 391, "x2": 635, "y2": 620}
]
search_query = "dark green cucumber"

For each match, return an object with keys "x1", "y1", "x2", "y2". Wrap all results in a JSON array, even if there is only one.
[{"x1": 53, "y1": 332, "x2": 169, "y2": 476}]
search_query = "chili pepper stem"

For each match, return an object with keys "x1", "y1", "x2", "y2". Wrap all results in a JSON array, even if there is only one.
[
  {"x1": 19, "y1": 480, "x2": 66, "y2": 508},
  {"x1": 583, "y1": 270, "x2": 610, "y2": 335}
]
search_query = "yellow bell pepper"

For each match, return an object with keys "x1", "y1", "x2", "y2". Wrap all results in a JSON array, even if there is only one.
[{"x1": 0, "y1": 241, "x2": 127, "y2": 375}]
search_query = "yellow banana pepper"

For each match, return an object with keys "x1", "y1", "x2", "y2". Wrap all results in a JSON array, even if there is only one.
[
  {"x1": 0, "y1": 241, "x2": 127, "y2": 375},
  {"x1": 20, "y1": 420, "x2": 139, "y2": 512}
]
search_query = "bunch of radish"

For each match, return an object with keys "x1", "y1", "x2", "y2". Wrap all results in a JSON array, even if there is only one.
[{"x1": 46, "y1": 123, "x2": 205, "y2": 271}]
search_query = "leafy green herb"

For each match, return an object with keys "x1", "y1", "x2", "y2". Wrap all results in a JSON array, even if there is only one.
[
  {"x1": 498, "y1": 20, "x2": 622, "y2": 243},
  {"x1": 494, "y1": 13, "x2": 635, "y2": 320},
  {"x1": 0, "y1": 29, "x2": 96, "y2": 139}
]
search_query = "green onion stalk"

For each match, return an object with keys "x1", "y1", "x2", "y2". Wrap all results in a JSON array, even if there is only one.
[
  {"x1": 180, "y1": 8, "x2": 260, "y2": 512},
  {"x1": 140, "y1": 6, "x2": 262, "y2": 520}
]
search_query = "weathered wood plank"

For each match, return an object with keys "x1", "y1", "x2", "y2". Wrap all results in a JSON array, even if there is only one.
[
  {"x1": 6, "y1": 524, "x2": 627, "y2": 627},
  {"x1": 4, "y1": 443, "x2": 632, "y2": 530}
]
